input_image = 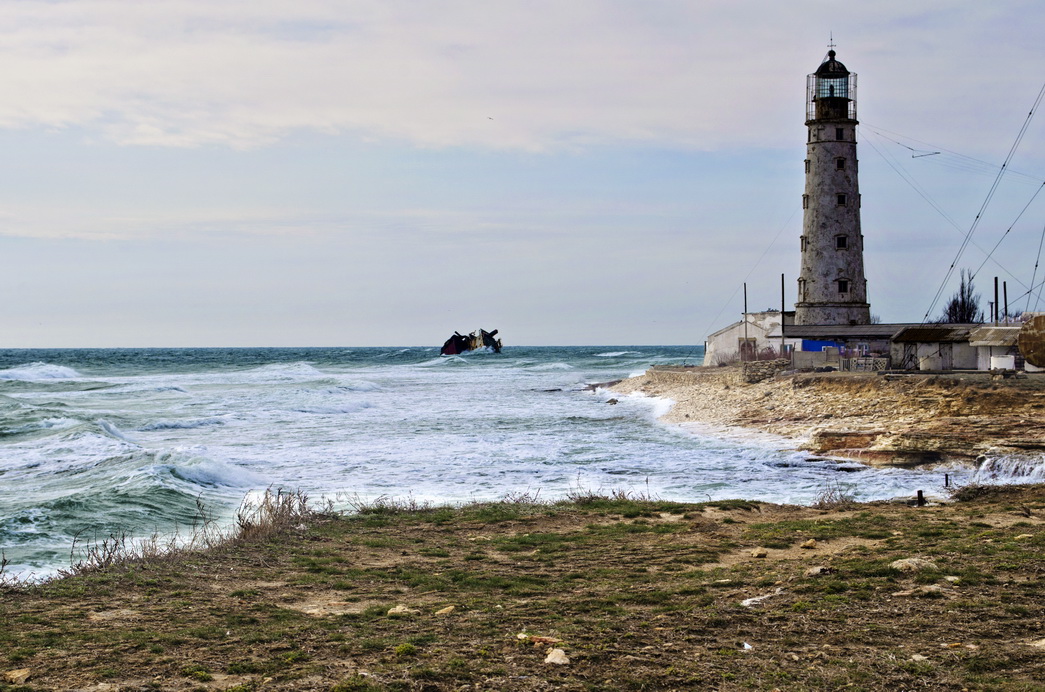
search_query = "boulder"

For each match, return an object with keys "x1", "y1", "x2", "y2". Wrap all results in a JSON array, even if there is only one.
[
  {"x1": 890, "y1": 557, "x2": 938, "y2": 573},
  {"x1": 544, "y1": 648, "x2": 570, "y2": 665}
]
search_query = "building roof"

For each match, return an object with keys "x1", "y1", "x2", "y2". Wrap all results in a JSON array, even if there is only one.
[
  {"x1": 968, "y1": 325, "x2": 1021, "y2": 347},
  {"x1": 783, "y1": 323, "x2": 917, "y2": 340},
  {"x1": 707, "y1": 311, "x2": 796, "y2": 340},
  {"x1": 706, "y1": 319, "x2": 744, "y2": 340},
  {"x1": 891, "y1": 324, "x2": 978, "y2": 343}
]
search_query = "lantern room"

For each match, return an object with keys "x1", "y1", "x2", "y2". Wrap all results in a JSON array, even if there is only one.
[{"x1": 806, "y1": 50, "x2": 857, "y2": 122}]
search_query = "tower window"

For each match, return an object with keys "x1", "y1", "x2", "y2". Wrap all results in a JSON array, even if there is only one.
[
  {"x1": 798, "y1": 279, "x2": 807, "y2": 301},
  {"x1": 835, "y1": 127, "x2": 844, "y2": 140},
  {"x1": 835, "y1": 235, "x2": 848, "y2": 249},
  {"x1": 805, "y1": 159, "x2": 810, "y2": 173},
  {"x1": 801, "y1": 236, "x2": 807, "y2": 251},
  {"x1": 836, "y1": 158, "x2": 846, "y2": 170},
  {"x1": 837, "y1": 194, "x2": 847, "y2": 206},
  {"x1": 802, "y1": 194, "x2": 809, "y2": 209},
  {"x1": 837, "y1": 279, "x2": 850, "y2": 294}
]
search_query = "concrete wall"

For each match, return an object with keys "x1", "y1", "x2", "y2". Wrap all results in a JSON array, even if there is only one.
[{"x1": 793, "y1": 347, "x2": 841, "y2": 370}]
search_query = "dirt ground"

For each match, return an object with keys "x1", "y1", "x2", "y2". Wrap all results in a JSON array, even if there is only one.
[
  {"x1": 609, "y1": 366, "x2": 1045, "y2": 467},
  {"x1": 3, "y1": 485, "x2": 1045, "y2": 691}
]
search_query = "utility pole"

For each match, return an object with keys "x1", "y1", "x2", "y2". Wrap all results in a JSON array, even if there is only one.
[
  {"x1": 743, "y1": 283, "x2": 749, "y2": 362},
  {"x1": 780, "y1": 273, "x2": 786, "y2": 357}
]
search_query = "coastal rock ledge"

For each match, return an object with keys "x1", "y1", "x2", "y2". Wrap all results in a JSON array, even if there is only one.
[{"x1": 609, "y1": 365, "x2": 1045, "y2": 468}]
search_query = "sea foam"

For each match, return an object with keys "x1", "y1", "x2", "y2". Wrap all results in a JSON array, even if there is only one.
[{"x1": 0, "y1": 362, "x2": 83, "y2": 381}]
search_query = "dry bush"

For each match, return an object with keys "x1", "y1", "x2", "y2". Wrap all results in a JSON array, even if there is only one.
[
  {"x1": 812, "y1": 482, "x2": 858, "y2": 510},
  {"x1": 342, "y1": 492, "x2": 435, "y2": 515},
  {"x1": 0, "y1": 552, "x2": 33, "y2": 591},
  {"x1": 564, "y1": 479, "x2": 659, "y2": 505},
  {"x1": 55, "y1": 488, "x2": 322, "y2": 579},
  {"x1": 499, "y1": 488, "x2": 543, "y2": 505},
  {"x1": 235, "y1": 488, "x2": 321, "y2": 544}
]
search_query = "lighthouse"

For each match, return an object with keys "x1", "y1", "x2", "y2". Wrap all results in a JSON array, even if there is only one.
[{"x1": 794, "y1": 50, "x2": 871, "y2": 326}]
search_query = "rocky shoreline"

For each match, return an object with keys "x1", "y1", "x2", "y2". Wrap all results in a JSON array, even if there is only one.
[{"x1": 609, "y1": 364, "x2": 1045, "y2": 468}]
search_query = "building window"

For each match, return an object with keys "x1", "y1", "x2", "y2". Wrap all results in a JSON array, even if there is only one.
[
  {"x1": 801, "y1": 236, "x2": 807, "y2": 251},
  {"x1": 798, "y1": 278, "x2": 807, "y2": 301},
  {"x1": 836, "y1": 158, "x2": 846, "y2": 170},
  {"x1": 835, "y1": 235, "x2": 848, "y2": 249},
  {"x1": 837, "y1": 279, "x2": 850, "y2": 294},
  {"x1": 802, "y1": 194, "x2": 809, "y2": 209},
  {"x1": 805, "y1": 159, "x2": 810, "y2": 173},
  {"x1": 835, "y1": 127, "x2": 844, "y2": 140},
  {"x1": 837, "y1": 193, "x2": 847, "y2": 206}
]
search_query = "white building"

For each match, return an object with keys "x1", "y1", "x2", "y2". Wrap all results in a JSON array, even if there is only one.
[{"x1": 704, "y1": 311, "x2": 800, "y2": 366}]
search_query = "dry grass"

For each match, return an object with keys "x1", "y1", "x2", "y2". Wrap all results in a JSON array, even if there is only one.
[
  {"x1": 811, "y1": 481, "x2": 859, "y2": 510},
  {"x1": 45, "y1": 489, "x2": 322, "y2": 580}
]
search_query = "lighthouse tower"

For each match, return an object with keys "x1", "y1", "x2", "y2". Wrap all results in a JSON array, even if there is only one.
[{"x1": 794, "y1": 50, "x2": 871, "y2": 326}]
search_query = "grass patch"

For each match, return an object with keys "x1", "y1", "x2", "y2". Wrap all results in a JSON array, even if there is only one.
[{"x1": 4, "y1": 484, "x2": 1045, "y2": 690}]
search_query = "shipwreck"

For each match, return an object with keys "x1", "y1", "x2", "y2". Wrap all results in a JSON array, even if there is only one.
[{"x1": 441, "y1": 329, "x2": 502, "y2": 355}]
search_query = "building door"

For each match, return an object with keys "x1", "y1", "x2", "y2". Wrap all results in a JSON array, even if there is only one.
[{"x1": 739, "y1": 338, "x2": 756, "y2": 362}]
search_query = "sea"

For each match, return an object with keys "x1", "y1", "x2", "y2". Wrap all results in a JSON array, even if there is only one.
[{"x1": 0, "y1": 346, "x2": 1037, "y2": 581}]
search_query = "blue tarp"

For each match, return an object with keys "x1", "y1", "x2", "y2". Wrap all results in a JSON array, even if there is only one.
[{"x1": 801, "y1": 340, "x2": 841, "y2": 352}]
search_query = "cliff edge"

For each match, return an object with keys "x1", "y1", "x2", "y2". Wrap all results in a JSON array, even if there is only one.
[{"x1": 610, "y1": 364, "x2": 1045, "y2": 467}]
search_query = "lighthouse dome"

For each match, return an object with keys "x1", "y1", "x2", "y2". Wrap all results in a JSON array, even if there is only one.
[{"x1": 815, "y1": 50, "x2": 849, "y2": 76}]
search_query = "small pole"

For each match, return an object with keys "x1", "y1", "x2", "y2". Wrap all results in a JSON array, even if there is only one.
[
  {"x1": 1004, "y1": 281, "x2": 1009, "y2": 323},
  {"x1": 781, "y1": 273, "x2": 786, "y2": 357},
  {"x1": 916, "y1": 489, "x2": 926, "y2": 507},
  {"x1": 994, "y1": 277, "x2": 1000, "y2": 325},
  {"x1": 945, "y1": 473, "x2": 950, "y2": 488}
]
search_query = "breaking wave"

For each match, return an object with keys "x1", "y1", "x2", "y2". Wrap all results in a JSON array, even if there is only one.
[
  {"x1": 972, "y1": 456, "x2": 1045, "y2": 483},
  {"x1": 140, "y1": 418, "x2": 226, "y2": 431},
  {"x1": 0, "y1": 362, "x2": 83, "y2": 381}
]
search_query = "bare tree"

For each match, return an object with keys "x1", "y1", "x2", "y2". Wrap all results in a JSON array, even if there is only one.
[{"x1": 938, "y1": 269, "x2": 984, "y2": 323}]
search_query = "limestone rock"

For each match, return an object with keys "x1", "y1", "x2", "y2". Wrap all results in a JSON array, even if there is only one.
[
  {"x1": 387, "y1": 605, "x2": 419, "y2": 616},
  {"x1": 3, "y1": 669, "x2": 30, "y2": 684},
  {"x1": 800, "y1": 539, "x2": 817, "y2": 549},
  {"x1": 434, "y1": 605, "x2": 455, "y2": 615},
  {"x1": 892, "y1": 585, "x2": 946, "y2": 597},
  {"x1": 741, "y1": 587, "x2": 785, "y2": 607},
  {"x1": 751, "y1": 547, "x2": 769, "y2": 558},
  {"x1": 544, "y1": 648, "x2": 570, "y2": 665},
  {"x1": 890, "y1": 557, "x2": 938, "y2": 573},
  {"x1": 805, "y1": 566, "x2": 832, "y2": 577}
]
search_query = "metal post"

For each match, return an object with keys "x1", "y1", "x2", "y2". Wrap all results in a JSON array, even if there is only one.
[
  {"x1": 1004, "y1": 281, "x2": 1009, "y2": 323},
  {"x1": 781, "y1": 273, "x2": 786, "y2": 358},
  {"x1": 994, "y1": 277, "x2": 1000, "y2": 325}
]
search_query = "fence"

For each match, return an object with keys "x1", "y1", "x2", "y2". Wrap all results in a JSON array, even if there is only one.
[{"x1": 840, "y1": 357, "x2": 890, "y2": 371}]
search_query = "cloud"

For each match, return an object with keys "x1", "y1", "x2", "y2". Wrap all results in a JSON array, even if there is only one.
[{"x1": 0, "y1": 1, "x2": 1039, "y2": 153}]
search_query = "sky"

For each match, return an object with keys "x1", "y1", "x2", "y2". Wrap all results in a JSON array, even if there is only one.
[{"x1": 1, "y1": 1, "x2": 1043, "y2": 347}]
